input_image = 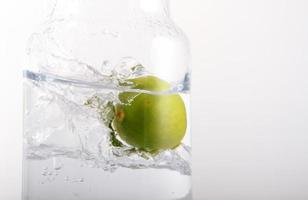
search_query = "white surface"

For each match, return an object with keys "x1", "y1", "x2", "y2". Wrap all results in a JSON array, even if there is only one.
[{"x1": 1, "y1": 0, "x2": 308, "y2": 199}]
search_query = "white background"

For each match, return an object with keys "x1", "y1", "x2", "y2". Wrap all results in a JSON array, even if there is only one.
[{"x1": 1, "y1": 0, "x2": 308, "y2": 199}]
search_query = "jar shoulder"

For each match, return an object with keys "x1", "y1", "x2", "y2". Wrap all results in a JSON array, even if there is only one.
[{"x1": 28, "y1": 15, "x2": 190, "y2": 83}]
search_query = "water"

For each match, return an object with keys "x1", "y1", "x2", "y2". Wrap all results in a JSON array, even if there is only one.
[{"x1": 23, "y1": 59, "x2": 191, "y2": 200}]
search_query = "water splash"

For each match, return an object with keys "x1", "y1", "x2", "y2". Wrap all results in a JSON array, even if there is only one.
[{"x1": 24, "y1": 58, "x2": 191, "y2": 176}]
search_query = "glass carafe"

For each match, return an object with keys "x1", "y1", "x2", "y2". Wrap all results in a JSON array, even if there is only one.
[{"x1": 23, "y1": 0, "x2": 191, "y2": 199}]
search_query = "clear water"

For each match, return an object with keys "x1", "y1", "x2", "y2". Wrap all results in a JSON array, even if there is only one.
[{"x1": 23, "y1": 60, "x2": 191, "y2": 200}]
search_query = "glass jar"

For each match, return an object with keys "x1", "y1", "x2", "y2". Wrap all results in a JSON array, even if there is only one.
[{"x1": 23, "y1": 0, "x2": 191, "y2": 199}]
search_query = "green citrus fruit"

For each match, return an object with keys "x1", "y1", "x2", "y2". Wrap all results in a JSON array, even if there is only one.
[{"x1": 112, "y1": 76, "x2": 187, "y2": 152}]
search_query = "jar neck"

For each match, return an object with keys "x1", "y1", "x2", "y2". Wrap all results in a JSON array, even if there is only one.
[{"x1": 51, "y1": 0, "x2": 170, "y2": 19}]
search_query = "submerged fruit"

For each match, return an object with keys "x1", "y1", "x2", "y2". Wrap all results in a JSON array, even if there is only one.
[{"x1": 112, "y1": 76, "x2": 187, "y2": 152}]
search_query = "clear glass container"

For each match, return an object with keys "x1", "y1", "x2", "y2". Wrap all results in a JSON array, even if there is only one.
[{"x1": 23, "y1": 0, "x2": 191, "y2": 199}]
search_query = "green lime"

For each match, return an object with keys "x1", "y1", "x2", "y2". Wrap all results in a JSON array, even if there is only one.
[{"x1": 112, "y1": 76, "x2": 187, "y2": 152}]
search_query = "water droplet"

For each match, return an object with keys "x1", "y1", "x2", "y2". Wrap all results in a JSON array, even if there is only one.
[
  {"x1": 53, "y1": 158, "x2": 63, "y2": 171},
  {"x1": 102, "y1": 60, "x2": 110, "y2": 67},
  {"x1": 54, "y1": 166, "x2": 62, "y2": 171}
]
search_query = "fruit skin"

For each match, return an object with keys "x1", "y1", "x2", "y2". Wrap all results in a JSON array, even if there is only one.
[{"x1": 112, "y1": 76, "x2": 187, "y2": 152}]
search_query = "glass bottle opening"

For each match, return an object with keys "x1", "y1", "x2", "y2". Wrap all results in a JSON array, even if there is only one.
[{"x1": 51, "y1": 0, "x2": 170, "y2": 19}]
